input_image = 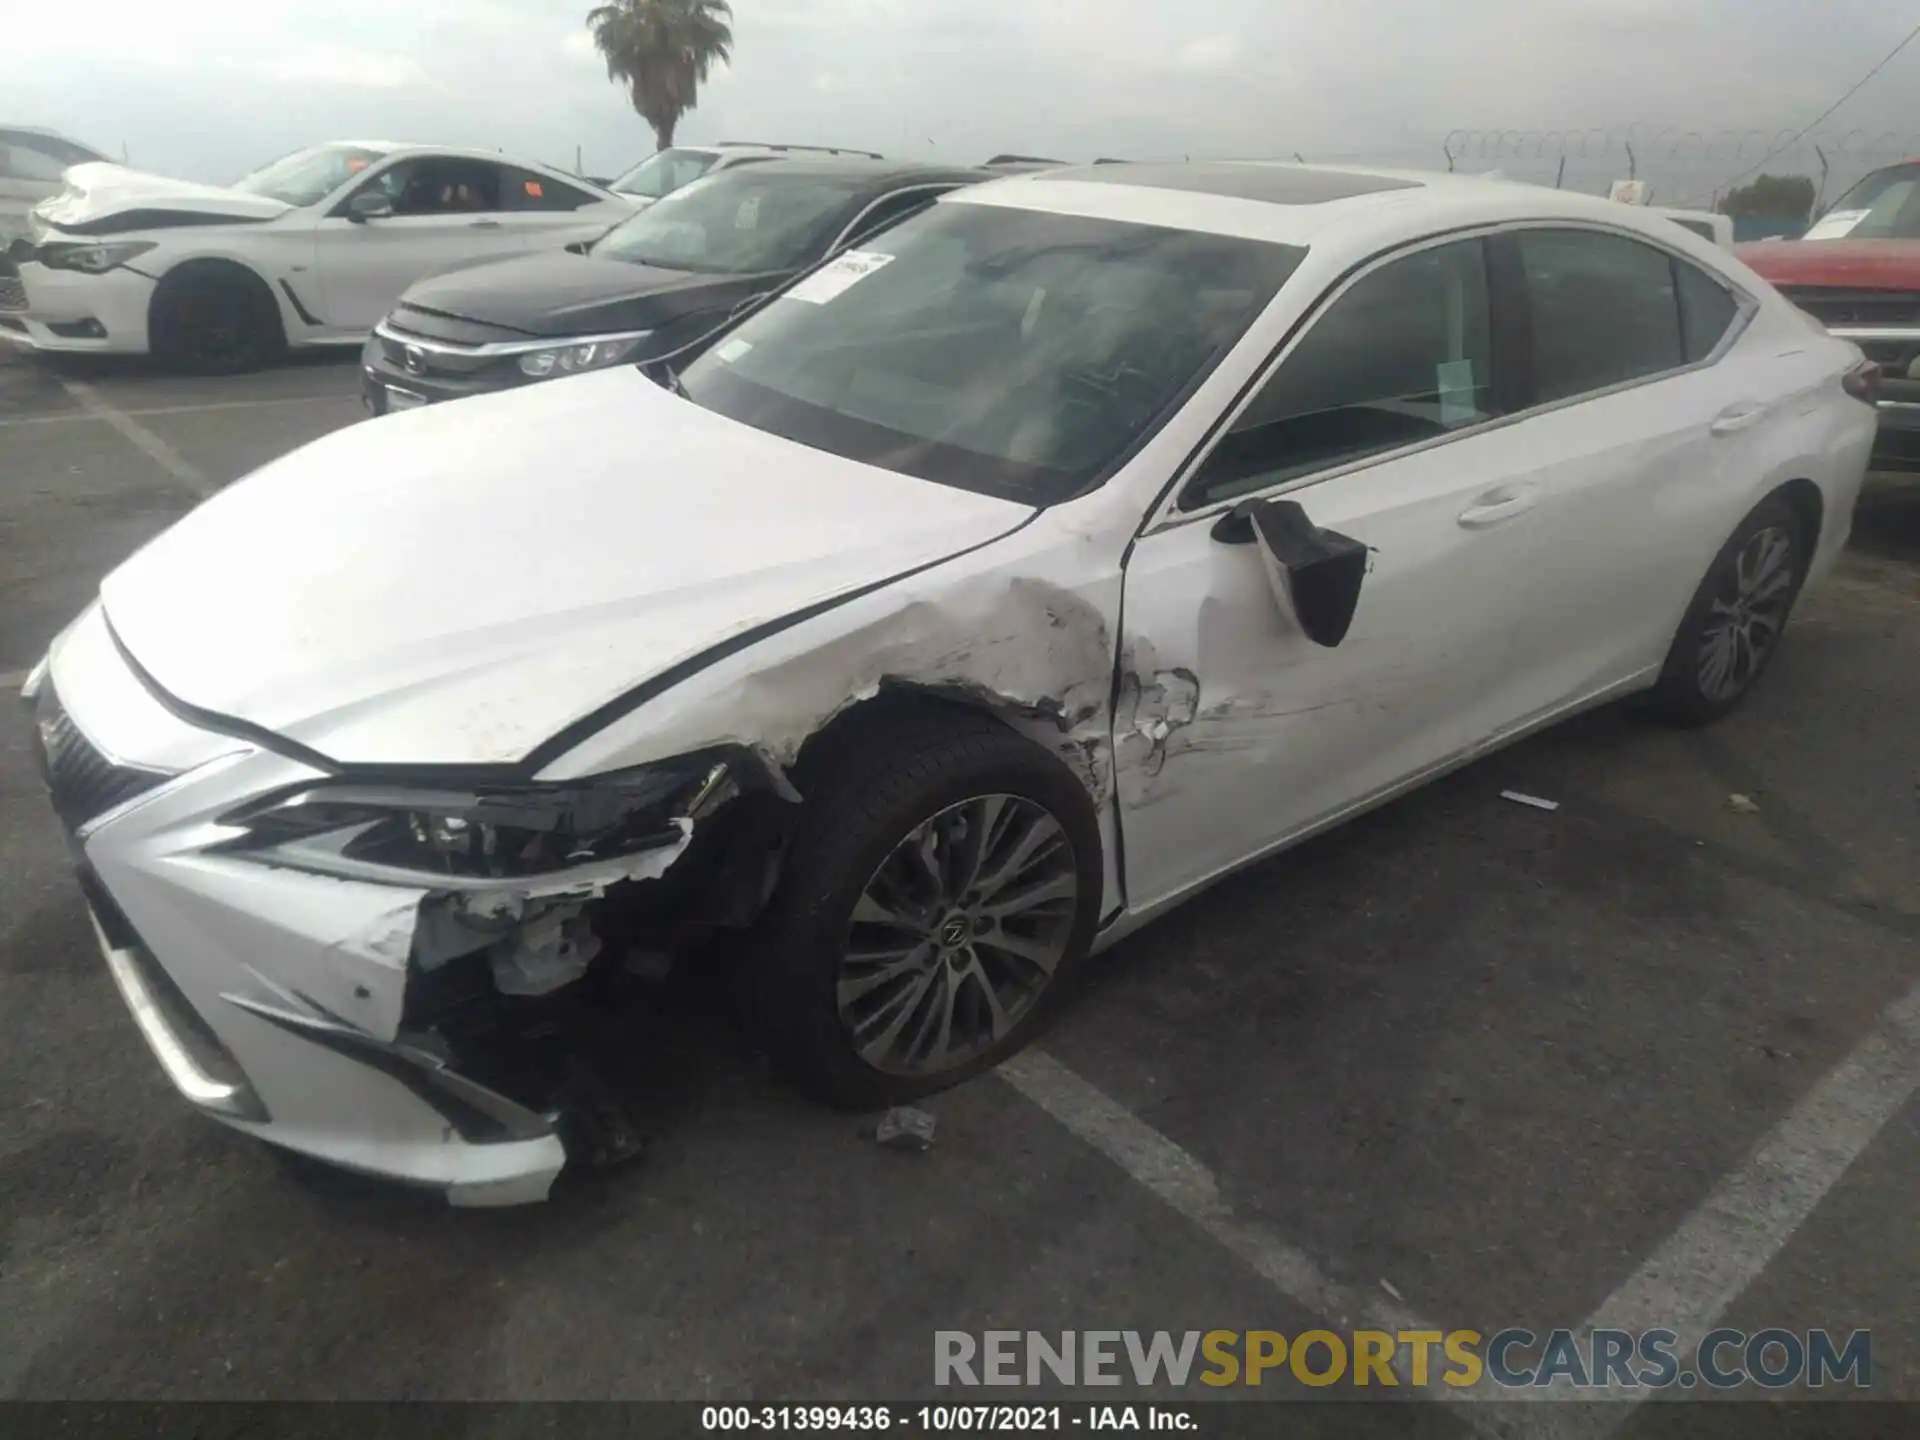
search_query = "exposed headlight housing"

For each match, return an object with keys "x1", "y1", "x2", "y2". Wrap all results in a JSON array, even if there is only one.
[
  {"x1": 516, "y1": 333, "x2": 650, "y2": 378},
  {"x1": 216, "y1": 755, "x2": 736, "y2": 884},
  {"x1": 39, "y1": 240, "x2": 158, "y2": 274}
]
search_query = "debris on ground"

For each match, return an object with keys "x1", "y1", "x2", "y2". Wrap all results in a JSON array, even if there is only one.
[
  {"x1": 875, "y1": 1106, "x2": 938, "y2": 1152},
  {"x1": 1500, "y1": 790, "x2": 1561, "y2": 812},
  {"x1": 1728, "y1": 793, "x2": 1763, "y2": 815}
]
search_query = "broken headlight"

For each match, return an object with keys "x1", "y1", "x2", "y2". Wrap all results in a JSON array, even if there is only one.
[{"x1": 217, "y1": 756, "x2": 732, "y2": 883}]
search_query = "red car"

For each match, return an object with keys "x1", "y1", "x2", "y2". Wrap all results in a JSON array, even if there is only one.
[{"x1": 1738, "y1": 159, "x2": 1920, "y2": 470}]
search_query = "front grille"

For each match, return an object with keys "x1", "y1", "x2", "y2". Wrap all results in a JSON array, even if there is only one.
[
  {"x1": 0, "y1": 275, "x2": 25, "y2": 312},
  {"x1": 1778, "y1": 287, "x2": 1920, "y2": 329},
  {"x1": 33, "y1": 684, "x2": 173, "y2": 831}
]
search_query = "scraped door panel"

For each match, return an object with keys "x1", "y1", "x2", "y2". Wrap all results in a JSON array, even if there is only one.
[{"x1": 1116, "y1": 427, "x2": 1554, "y2": 912}]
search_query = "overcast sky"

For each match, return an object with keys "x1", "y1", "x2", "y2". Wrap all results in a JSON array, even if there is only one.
[{"x1": 6, "y1": 0, "x2": 1919, "y2": 200}]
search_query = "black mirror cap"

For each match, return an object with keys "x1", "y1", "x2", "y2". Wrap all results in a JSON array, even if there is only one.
[{"x1": 1249, "y1": 498, "x2": 1369, "y2": 648}]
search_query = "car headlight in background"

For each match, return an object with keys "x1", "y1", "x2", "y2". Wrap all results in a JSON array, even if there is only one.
[
  {"x1": 516, "y1": 333, "x2": 651, "y2": 378},
  {"x1": 38, "y1": 241, "x2": 158, "y2": 274},
  {"x1": 215, "y1": 755, "x2": 734, "y2": 885}
]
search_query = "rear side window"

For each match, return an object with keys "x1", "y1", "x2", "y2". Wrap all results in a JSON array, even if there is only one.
[
  {"x1": 1676, "y1": 261, "x2": 1738, "y2": 362},
  {"x1": 1189, "y1": 237, "x2": 1495, "y2": 505},
  {"x1": 501, "y1": 167, "x2": 598, "y2": 212},
  {"x1": 1517, "y1": 229, "x2": 1682, "y2": 403}
]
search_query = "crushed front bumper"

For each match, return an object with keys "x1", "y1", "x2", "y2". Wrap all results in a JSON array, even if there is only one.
[
  {"x1": 0, "y1": 258, "x2": 154, "y2": 354},
  {"x1": 29, "y1": 605, "x2": 569, "y2": 1206}
]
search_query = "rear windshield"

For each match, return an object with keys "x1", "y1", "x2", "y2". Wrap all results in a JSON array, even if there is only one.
[
  {"x1": 1812, "y1": 163, "x2": 1920, "y2": 240},
  {"x1": 592, "y1": 168, "x2": 869, "y2": 274},
  {"x1": 610, "y1": 148, "x2": 720, "y2": 200},
  {"x1": 677, "y1": 201, "x2": 1306, "y2": 505}
]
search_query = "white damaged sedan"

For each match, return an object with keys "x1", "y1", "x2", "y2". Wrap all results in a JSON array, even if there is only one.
[{"x1": 28, "y1": 163, "x2": 1877, "y2": 1204}]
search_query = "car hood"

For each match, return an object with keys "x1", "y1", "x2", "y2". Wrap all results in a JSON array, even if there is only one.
[
  {"x1": 32, "y1": 162, "x2": 290, "y2": 234},
  {"x1": 1736, "y1": 238, "x2": 1920, "y2": 290},
  {"x1": 100, "y1": 367, "x2": 1035, "y2": 768},
  {"x1": 397, "y1": 251, "x2": 778, "y2": 339}
]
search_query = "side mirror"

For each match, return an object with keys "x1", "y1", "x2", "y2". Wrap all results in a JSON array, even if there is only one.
[
  {"x1": 348, "y1": 191, "x2": 393, "y2": 223},
  {"x1": 1214, "y1": 498, "x2": 1369, "y2": 647}
]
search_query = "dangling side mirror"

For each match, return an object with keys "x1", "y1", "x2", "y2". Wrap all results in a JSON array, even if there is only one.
[{"x1": 1213, "y1": 497, "x2": 1369, "y2": 648}]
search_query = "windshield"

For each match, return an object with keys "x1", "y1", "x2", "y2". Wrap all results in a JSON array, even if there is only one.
[
  {"x1": 233, "y1": 144, "x2": 387, "y2": 206},
  {"x1": 678, "y1": 201, "x2": 1306, "y2": 504},
  {"x1": 611, "y1": 148, "x2": 720, "y2": 199},
  {"x1": 591, "y1": 168, "x2": 868, "y2": 274},
  {"x1": 1809, "y1": 163, "x2": 1920, "y2": 240}
]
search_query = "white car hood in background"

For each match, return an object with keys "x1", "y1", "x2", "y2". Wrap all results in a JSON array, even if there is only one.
[
  {"x1": 99, "y1": 368, "x2": 1034, "y2": 767},
  {"x1": 33, "y1": 162, "x2": 292, "y2": 230}
]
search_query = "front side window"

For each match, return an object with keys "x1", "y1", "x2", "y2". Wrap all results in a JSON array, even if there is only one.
[
  {"x1": 591, "y1": 169, "x2": 873, "y2": 274},
  {"x1": 358, "y1": 158, "x2": 504, "y2": 215},
  {"x1": 677, "y1": 201, "x2": 1305, "y2": 503},
  {"x1": 234, "y1": 144, "x2": 387, "y2": 206},
  {"x1": 1518, "y1": 229, "x2": 1683, "y2": 403},
  {"x1": 610, "y1": 148, "x2": 720, "y2": 200},
  {"x1": 1187, "y1": 238, "x2": 1495, "y2": 507},
  {"x1": 0, "y1": 133, "x2": 95, "y2": 183}
]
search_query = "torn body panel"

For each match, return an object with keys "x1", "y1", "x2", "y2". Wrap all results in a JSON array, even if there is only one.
[{"x1": 540, "y1": 513, "x2": 1130, "y2": 915}]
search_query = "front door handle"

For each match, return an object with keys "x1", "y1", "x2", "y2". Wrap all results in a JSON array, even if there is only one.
[
  {"x1": 1457, "y1": 482, "x2": 1537, "y2": 529},
  {"x1": 467, "y1": 219, "x2": 503, "y2": 229},
  {"x1": 1710, "y1": 402, "x2": 1768, "y2": 435}
]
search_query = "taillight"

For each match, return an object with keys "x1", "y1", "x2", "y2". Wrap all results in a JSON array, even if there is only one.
[{"x1": 1843, "y1": 359, "x2": 1881, "y2": 405}]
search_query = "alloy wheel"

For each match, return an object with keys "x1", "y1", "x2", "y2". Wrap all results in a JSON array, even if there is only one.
[
  {"x1": 837, "y1": 794, "x2": 1078, "y2": 1077},
  {"x1": 1697, "y1": 524, "x2": 1796, "y2": 702}
]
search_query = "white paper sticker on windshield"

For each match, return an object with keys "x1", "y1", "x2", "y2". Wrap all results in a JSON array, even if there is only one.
[
  {"x1": 1802, "y1": 208, "x2": 1868, "y2": 241},
  {"x1": 785, "y1": 250, "x2": 896, "y2": 304},
  {"x1": 715, "y1": 337, "x2": 753, "y2": 363}
]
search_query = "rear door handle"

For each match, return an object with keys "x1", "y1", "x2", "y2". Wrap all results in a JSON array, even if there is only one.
[
  {"x1": 1457, "y1": 482, "x2": 1538, "y2": 529},
  {"x1": 1710, "y1": 402, "x2": 1768, "y2": 435}
]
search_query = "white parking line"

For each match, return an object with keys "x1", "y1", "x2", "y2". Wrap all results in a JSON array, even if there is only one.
[
  {"x1": 0, "y1": 393, "x2": 354, "y2": 428},
  {"x1": 999, "y1": 1050, "x2": 1509, "y2": 1434},
  {"x1": 1004, "y1": 969, "x2": 1920, "y2": 1434},
  {"x1": 53, "y1": 377, "x2": 215, "y2": 499}
]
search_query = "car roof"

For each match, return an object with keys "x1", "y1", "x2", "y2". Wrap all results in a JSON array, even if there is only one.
[
  {"x1": 949, "y1": 160, "x2": 1731, "y2": 256},
  {"x1": 331, "y1": 141, "x2": 619, "y2": 194}
]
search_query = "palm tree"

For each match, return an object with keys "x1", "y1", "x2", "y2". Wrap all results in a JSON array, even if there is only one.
[{"x1": 587, "y1": 0, "x2": 735, "y2": 153}]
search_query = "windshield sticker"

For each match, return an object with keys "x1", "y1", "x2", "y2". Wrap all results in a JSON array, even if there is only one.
[
  {"x1": 1802, "y1": 208, "x2": 1867, "y2": 240},
  {"x1": 715, "y1": 337, "x2": 753, "y2": 363},
  {"x1": 785, "y1": 250, "x2": 897, "y2": 304}
]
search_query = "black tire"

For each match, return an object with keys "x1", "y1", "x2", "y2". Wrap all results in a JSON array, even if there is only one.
[
  {"x1": 739, "y1": 710, "x2": 1103, "y2": 1110},
  {"x1": 1649, "y1": 494, "x2": 1810, "y2": 725},
  {"x1": 148, "y1": 264, "x2": 284, "y2": 375}
]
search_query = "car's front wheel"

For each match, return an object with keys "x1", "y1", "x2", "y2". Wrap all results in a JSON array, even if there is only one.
[
  {"x1": 1651, "y1": 493, "x2": 1810, "y2": 724},
  {"x1": 741, "y1": 710, "x2": 1103, "y2": 1110},
  {"x1": 148, "y1": 263, "x2": 284, "y2": 375}
]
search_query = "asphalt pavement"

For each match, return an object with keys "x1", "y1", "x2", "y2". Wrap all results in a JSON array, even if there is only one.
[{"x1": 0, "y1": 341, "x2": 1915, "y2": 1429}]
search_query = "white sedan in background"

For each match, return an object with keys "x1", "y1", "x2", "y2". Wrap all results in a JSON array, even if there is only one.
[
  {"x1": 29, "y1": 163, "x2": 1876, "y2": 1204},
  {"x1": 1, "y1": 141, "x2": 632, "y2": 372}
]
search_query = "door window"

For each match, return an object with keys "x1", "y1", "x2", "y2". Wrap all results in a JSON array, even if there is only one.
[
  {"x1": 1675, "y1": 260, "x2": 1738, "y2": 362},
  {"x1": 501, "y1": 167, "x2": 600, "y2": 212},
  {"x1": 1516, "y1": 229, "x2": 1685, "y2": 403},
  {"x1": 357, "y1": 158, "x2": 505, "y2": 215},
  {"x1": 1187, "y1": 237, "x2": 1496, "y2": 506}
]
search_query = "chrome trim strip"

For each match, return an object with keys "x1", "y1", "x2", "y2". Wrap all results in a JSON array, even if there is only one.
[
  {"x1": 91, "y1": 911, "x2": 268, "y2": 1122},
  {"x1": 1825, "y1": 326, "x2": 1920, "y2": 343},
  {"x1": 372, "y1": 319, "x2": 654, "y2": 360}
]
